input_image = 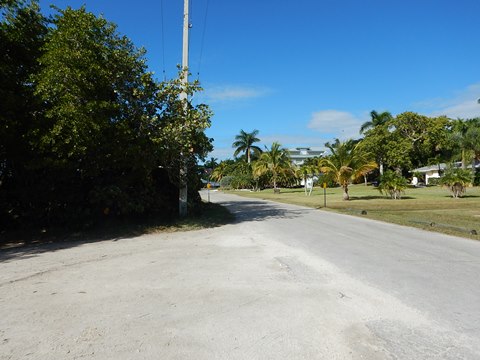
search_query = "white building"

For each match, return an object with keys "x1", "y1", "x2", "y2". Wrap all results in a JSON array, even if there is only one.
[
  {"x1": 411, "y1": 164, "x2": 446, "y2": 185},
  {"x1": 412, "y1": 161, "x2": 479, "y2": 185},
  {"x1": 289, "y1": 147, "x2": 324, "y2": 166}
]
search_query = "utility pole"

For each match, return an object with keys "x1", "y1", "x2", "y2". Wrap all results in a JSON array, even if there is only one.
[{"x1": 178, "y1": 0, "x2": 190, "y2": 217}]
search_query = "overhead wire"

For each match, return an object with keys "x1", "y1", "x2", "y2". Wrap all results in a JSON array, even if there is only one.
[
  {"x1": 160, "y1": 0, "x2": 166, "y2": 80},
  {"x1": 196, "y1": 0, "x2": 210, "y2": 81}
]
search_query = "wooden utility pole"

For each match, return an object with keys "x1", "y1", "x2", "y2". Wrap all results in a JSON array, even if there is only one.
[{"x1": 179, "y1": 0, "x2": 190, "y2": 217}]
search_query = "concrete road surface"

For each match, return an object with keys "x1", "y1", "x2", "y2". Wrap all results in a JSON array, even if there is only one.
[{"x1": 1, "y1": 190, "x2": 479, "y2": 359}]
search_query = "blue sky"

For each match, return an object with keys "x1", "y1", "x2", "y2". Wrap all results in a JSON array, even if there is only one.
[{"x1": 39, "y1": 0, "x2": 480, "y2": 160}]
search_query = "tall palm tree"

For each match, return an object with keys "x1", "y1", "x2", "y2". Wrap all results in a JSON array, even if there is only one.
[
  {"x1": 253, "y1": 142, "x2": 292, "y2": 192},
  {"x1": 451, "y1": 118, "x2": 480, "y2": 169},
  {"x1": 232, "y1": 129, "x2": 262, "y2": 164},
  {"x1": 204, "y1": 157, "x2": 218, "y2": 170},
  {"x1": 359, "y1": 110, "x2": 393, "y2": 134},
  {"x1": 359, "y1": 110, "x2": 393, "y2": 175},
  {"x1": 463, "y1": 119, "x2": 480, "y2": 168},
  {"x1": 318, "y1": 139, "x2": 377, "y2": 200}
]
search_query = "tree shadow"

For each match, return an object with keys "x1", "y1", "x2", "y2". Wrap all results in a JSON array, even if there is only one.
[
  {"x1": 216, "y1": 199, "x2": 312, "y2": 223},
  {"x1": 348, "y1": 195, "x2": 417, "y2": 201},
  {"x1": 0, "y1": 225, "x2": 144, "y2": 263},
  {"x1": 0, "y1": 202, "x2": 232, "y2": 262}
]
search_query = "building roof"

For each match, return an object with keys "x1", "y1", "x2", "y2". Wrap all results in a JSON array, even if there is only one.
[{"x1": 411, "y1": 164, "x2": 447, "y2": 173}]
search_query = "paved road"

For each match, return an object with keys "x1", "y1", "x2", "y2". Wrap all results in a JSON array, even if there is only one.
[{"x1": 1, "y1": 191, "x2": 479, "y2": 359}]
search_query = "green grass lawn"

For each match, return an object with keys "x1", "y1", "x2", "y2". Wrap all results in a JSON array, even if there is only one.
[{"x1": 227, "y1": 185, "x2": 480, "y2": 240}]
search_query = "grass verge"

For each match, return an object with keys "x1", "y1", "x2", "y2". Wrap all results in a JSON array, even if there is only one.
[{"x1": 227, "y1": 185, "x2": 480, "y2": 240}]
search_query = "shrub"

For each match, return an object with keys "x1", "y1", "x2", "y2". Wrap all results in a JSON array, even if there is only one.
[
  {"x1": 219, "y1": 176, "x2": 234, "y2": 189},
  {"x1": 439, "y1": 166, "x2": 473, "y2": 198},
  {"x1": 377, "y1": 171, "x2": 408, "y2": 199}
]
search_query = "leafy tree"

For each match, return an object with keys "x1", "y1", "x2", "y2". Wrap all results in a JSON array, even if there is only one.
[
  {"x1": 361, "y1": 112, "x2": 451, "y2": 176},
  {"x1": 439, "y1": 166, "x2": 473, "y2": 198},
  {"x1": 232, "y1": 129, "x2": 262, "y2": 164},
  {"x1": 0, "y1": 0, "x2": 48, "y2": 226},
  {"x1": 253, "y1": 142, "x2": 292, "y2": 192},
  {"x1": 318, "y1": 139, "x2": 377, "y2": 200},
  {"x1": 377, "y1": 170, "x2": 408, "y2": 200},
  {"x1": 391, "y1": 112, "x2": 450, "y2": 170},
  {"x1": 30, "y1": 6, "x2": 164, "y2": 220},
  {"x1": 1, "y1": 4, "x2": 212, "y2": 228}
]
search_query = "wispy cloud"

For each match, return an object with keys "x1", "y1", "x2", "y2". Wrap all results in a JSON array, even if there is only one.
[
  {"x1": 307, "y1": 110, "x2": 367, "y2": 140},
  {"x1": 202, "y1": 85, "x2": 271, "y2": 103},
  {"x1": 418, "y1": 83, "x2": 480, "y2": 119},
  {"x1": 207, "y1": 147, "x2": 236, "y2": 161}
]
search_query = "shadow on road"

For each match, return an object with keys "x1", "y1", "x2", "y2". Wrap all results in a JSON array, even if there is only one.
[
  {"x1": 217, "y1": 200, "x2": 314, "y2": 223},
  {"x1": 0, "y1": 227, "x2": 146, "y2": 263},
  {"x1": 0, "y1": 202, "x2": 232, "y2": 262}
]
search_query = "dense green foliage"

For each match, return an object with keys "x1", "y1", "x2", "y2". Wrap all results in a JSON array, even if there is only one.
[{"x1": 0, "y1": 2, "x2": 212, "y2": 229}]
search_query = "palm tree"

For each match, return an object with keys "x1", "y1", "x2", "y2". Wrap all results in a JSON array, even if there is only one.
[
  {"x1": 232, "y1": 129, "x2": 262, "y2": 164},
  {"x1": 450, "y1": 118, "x2": 480, "y2": 170},
  {"x1": 359, "y1": 110, "x2": 393, "y2": 175},
  {"x1": 359, "y1": 110, "x2": 393, "y2": 134},
  {"x1": 439, "y1": 165, "x2": 473, "y2": 198},
  {"x1": 211, "y1": 161, "x2": 228, "y2": 182},
  {"x1": 296, "y1": 163, "x2": 318, "y2": 196},
  {"x1": 253, "y1": 142, "x2": 292, "y2": 192},
  {"x1": 377, "y1": 170, "x2": 408, "y2": 200},
  {"x1": 464, "y1": 119, "x2": 480, "y2": 166},
  {"x1": 318, "y1": 139, "x2": 377, "y2": 200},
  {"x1": 204, "y1": 157, "x2": 218, "y2": 170}
]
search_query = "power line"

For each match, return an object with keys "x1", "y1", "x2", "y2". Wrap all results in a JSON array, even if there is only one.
[
  {"x1": 160, "y1": 0, "x2": 166, "y2": 80},
  {"x1": 197, "y1": 0, "x2": 210, "y2": 81}
]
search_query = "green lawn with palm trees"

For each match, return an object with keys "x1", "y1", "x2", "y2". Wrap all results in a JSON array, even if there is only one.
[{"x1": 226, "y1": 184, "x2": 480, "y2": 240}]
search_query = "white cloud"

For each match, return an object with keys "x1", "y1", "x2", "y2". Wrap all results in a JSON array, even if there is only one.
[
  {"x1": 207, "y1": 147, "x2": 235, "y2": 161},
  {"x1": 202, "y1": 85, "x2": 270, "y2": 102},
  {"x1": 424, "y1": 83, "x2": 480, "y2": 119},
  {"x1": 307, "y1": 110, "x2": 366, "y2": 140}
]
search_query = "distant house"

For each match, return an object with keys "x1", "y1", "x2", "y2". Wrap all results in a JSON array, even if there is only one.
[
  {"x1": 412, "y1": 161, "x2": 480, "y2": 185},
  {"x1": 289, "y1": 147, "x2": 324, "y2": 166},
  {"x1": 411, "y1": 164, "x2": 446, "y2": 185}
]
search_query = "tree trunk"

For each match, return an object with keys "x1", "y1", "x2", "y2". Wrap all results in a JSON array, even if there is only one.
[
  {"x1": 379, "y1": 161, "x2": 384, "y2": 176},
  {"x1": 342, "y1": 183, "x2": 349, "y2": 200}
]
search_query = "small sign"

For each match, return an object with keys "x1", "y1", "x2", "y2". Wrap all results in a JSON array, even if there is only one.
[
  {"x1": 207, "y1": 183, "x2": 212, "y2": 189},
  {"x1": 323, "y1": 182, "x2": 327, "y2": 189}
]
